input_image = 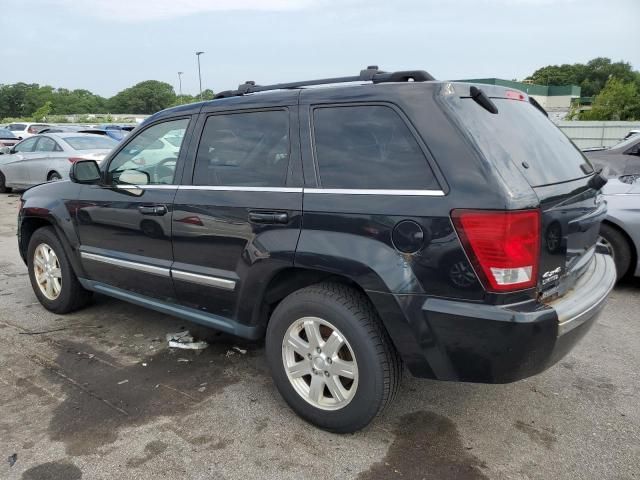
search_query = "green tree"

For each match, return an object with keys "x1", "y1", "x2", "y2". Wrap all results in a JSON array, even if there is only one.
[
  {"x1": 109, "y1": 80, "x2": 176, "y2": 114},
  {"x1": 527, "y1": 57, "x2": 637, "y2": 97},
  {"x1": 32, "y1": 101, "x2": 53, "y2": 121},
  {"x1": 581, "y1": 78, "x2": 640, "y2": 120}
]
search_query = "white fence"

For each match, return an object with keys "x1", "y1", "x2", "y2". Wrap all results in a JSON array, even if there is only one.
[{"x1": 557, "y1": 121, "x2": 640, "y2": 149}]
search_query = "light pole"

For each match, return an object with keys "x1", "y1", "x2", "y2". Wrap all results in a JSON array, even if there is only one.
[
  {"x1": 177, "y1": 71, "x2": 183, "y2": 103},
  {"x1": 195, "y1": 51, "x2": 205, "y2": 100}
]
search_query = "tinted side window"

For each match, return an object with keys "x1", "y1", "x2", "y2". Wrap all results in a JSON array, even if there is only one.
[
  {"x1": 14, "y1": 137, "x2": 38, "y2": 153},
  {"x1": 108, "y1": 118, "x2": 189, "y2": 185},
  {"x1": 313, "y1": 105, "x2": 439, "y2": 190},
  {"x1": 194, "y1": 110, "x2": 290, "y2": 187}
]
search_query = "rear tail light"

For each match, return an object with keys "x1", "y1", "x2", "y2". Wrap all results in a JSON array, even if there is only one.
[
  {"x1": 68, "y1": 157, "x2": 85, "y2": 163},
  {"x1": 451, "y1": 209, "x2": 541, "y2": 292}
]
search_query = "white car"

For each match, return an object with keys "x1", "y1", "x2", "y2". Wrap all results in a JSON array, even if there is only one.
[
  {"x1": 0, "y1": 133, "x2": 117, "y2": 192},
  {"x1": 5, "y1": 123, "x2": 51, "y2": 139}
]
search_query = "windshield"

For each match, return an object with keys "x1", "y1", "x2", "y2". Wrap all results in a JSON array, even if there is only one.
[
  {"x1": 7, "y1": 124, "x2": 26, "y2": 131},
  {"x1": 610, "y1": 135, "x2": 640, "y2": 151},
  {"x1": 63, "y1": 136, "x2": 118, "y2": 150},
  {"x1": 0, "y1": 129, "x2": 17, "y2": 138},
  {"x1": 446, "y1": 96, "x2": 592, "y2": 187}
]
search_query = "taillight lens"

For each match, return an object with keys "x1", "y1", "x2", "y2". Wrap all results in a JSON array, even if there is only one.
[
  {"x1": 451, "y1": 209, "x2": 541, "y2": 292},
  {"x1": 68, "y1": 157, "x2": 85, "y2": 163}
]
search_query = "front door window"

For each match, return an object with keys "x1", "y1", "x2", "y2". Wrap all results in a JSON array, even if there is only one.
[{"x1": 108, "y1": 118, "x2": 190, "y2": 185}]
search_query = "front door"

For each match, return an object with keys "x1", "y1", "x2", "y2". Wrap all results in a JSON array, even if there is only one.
[
  {"x1": 76, "y1": 117, "x2": 193, "y2": 300},
  {"x1": 3, "y1": 136, "x2": 39, "y2": 187},
  {"x1": 172, "y1": 103, "x2": 303, "y2": 321}
]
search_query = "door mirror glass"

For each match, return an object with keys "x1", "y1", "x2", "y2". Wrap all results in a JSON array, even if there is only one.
[
  {"x1": 70, "y1": 160, "x2": 101, "y2": 184},
  {"x1": 118, "y1": 169, "x2": 150, "y2": 185}
]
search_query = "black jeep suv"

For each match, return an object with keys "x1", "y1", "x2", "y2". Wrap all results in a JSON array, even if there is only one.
[{"x1": 17, "y1": 67, "x2": 616, "y2": 432}]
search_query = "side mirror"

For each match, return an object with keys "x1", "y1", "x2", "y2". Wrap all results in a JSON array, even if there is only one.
[
  {"x1": 0, "y1": 146, "x2": 9, "y2": 155},
  {"x1": 119, "y1": 169, "x2": 150, "y2": 185},
  {"x1": 70, "y1": 160, "x2": 101, "y2": 184}
]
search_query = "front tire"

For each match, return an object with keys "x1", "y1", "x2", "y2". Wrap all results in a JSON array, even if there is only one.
[
  {"x1": 47, "y1": 171, "x2": 62, "y2": 182},
  {"x1": 266, "y1": 282, "x2": 401, "y2": 433},
  {"x1": 600, "y1": 224, "x2": 632, "y2": 281},
  {"x1": 27, "y1": 227, "x2": 92, "y2": 313},
  {"x1": 0, "y1": 171, "x2": 11, "y2": 193}
]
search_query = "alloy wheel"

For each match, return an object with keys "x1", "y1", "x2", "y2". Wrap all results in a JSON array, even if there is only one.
[
  {"x1": 33, "y1": 243, "x2": 62, "y2": 300},
  {"x1": 282, "y1": 316, "x2": 359, "y2": 411}
]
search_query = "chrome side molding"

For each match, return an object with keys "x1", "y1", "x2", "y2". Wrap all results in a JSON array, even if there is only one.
[{"x1": 80, "y1": 251, "x2": 236, "y2": 290}]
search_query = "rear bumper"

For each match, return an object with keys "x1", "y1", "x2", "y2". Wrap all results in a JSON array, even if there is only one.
[{"x1": 369, "y1": 253, "x2": 616, "y2": 383}]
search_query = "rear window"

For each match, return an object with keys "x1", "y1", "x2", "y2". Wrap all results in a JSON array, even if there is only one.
[
  {"x1": 63, "y1": 136, "x2": 118, "y2": 150},
  {"x1": 313, "y1": 105, "x2": 439, "y2": 190},
  {"x1": 7, "y1": 124, "x2": 26, "y2": 131},
  {"x1": 449, "y1": 96, "x2": 591, "y2": 187}
]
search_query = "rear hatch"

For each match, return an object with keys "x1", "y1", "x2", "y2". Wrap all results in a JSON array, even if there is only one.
[{"x1": 443, "y1": 84, "x2": 605, "y2": 299}]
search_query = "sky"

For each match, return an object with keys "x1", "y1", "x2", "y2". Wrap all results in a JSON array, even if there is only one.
[{"x1": 1, "y1": 0, "x2": 639, "y2": 97}]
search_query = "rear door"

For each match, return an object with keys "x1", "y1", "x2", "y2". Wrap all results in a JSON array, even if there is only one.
[
  {"x1": 76, "y1": 117, "x2": 193, "y2": 299},
  {"x1": 445, "y1": 88, "x2": 605, "y2": 298},
  {"x1": 27, "y1": 136, "x2": 64, "y2": 184},
  {"x1": 172, "y1": 99, "x2": 302, "y2": 320}
]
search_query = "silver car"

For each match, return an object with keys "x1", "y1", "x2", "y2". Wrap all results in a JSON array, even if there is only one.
[
  {"x1": 585, "y1": 135, "x2": 640, "y2": 178},
  {"x1": 0, "y1": 133, "x2": 117, "y2": 193},
  {"x1": 600, "y1": 175, "x2": 640, "y2": 280}
]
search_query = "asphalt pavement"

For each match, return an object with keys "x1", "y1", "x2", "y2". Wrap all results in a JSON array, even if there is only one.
[{"x1": 0, "y1": 192, "x2": 638, "y2": 480}]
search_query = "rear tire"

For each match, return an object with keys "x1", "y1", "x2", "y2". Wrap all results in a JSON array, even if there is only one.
[
  {"x1": 27, "y1": 227, "x2": 92, "y2": 313},
  {"x1": 600, "y1": 224, "x2": 632, "y2": 281},
  {"x1": 0, "y1": 171, "x2": 11, "y2": 193},
  {"x1": 266, "y1": 282, "x2": 401, "y2": 433}
]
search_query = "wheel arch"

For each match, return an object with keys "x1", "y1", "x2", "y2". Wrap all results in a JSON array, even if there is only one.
[
  {"x1": 19, "y1": 216, "x2": 86, "y2": 279},
  {"x1": 246, "y1": 266, "x2": 420, "y2": 370},
  {"x1": 47, "y1": 170, "x2": 61, "y2": 181}
]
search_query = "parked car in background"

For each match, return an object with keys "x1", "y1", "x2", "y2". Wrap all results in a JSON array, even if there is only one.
[
  {"x1": 600, "y1": 175, "x2": 640, "y2": 281},
  {"x1": 0, "y1": 128, "x2": 21, "y2": 149},
  {"x1": 6, "y1": 123, "x2": 51, "y2": 139},
  {"x1": 623, "y1": 129, "x2": 640, "y2": 140},
  {"x1": 91, "y1": 124, "x2": 135, "y2": 142},
  {"x1": 39, "y1": 125, "x2": 89, "y2": 134},
  {"x1": 584, "y1": 135, "x2": 640, "y2": 177},
  {"x1": 40, "y1": 126, "x2": 117, "y2": 138},
  {"x1": 16, "y1": 67, "x2": 615, "y2": 432},
  {"x1": 0, "y1": 133, "x2": 117, "y2": 192}
]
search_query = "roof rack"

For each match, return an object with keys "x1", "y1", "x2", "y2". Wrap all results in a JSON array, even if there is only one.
[{"x1": 214, "y1": 66, "x2": 435, "y2": 99}]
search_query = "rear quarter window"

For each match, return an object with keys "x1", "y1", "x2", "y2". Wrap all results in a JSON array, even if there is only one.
[{"x1": 312, "y1": 105, "x2": 439, "y2": 190}]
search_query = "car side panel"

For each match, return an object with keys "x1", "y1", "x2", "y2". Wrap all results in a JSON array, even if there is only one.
[{"x1": 605, "y1": 191, "x2": 640, "y2": 276}]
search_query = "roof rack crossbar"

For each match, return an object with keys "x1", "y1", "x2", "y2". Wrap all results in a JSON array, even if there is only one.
[{"x1": 214, "y1": 66, "x2": 435, "y2": 99}]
